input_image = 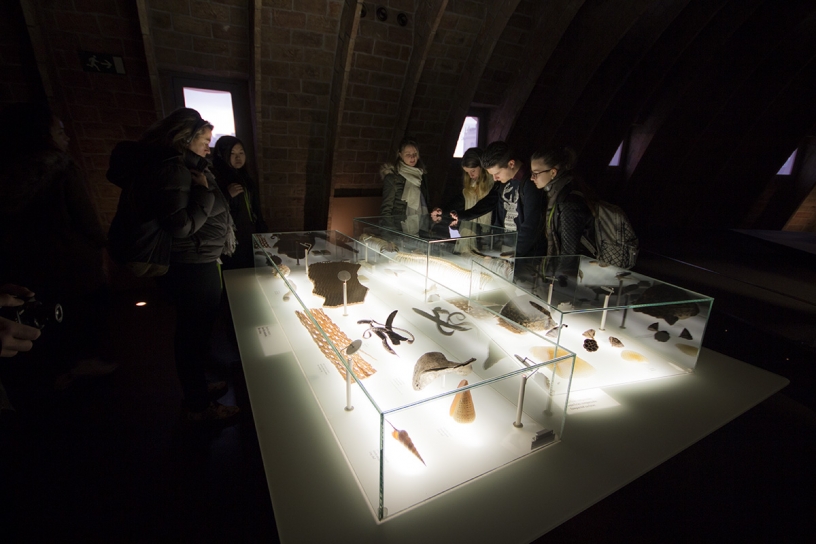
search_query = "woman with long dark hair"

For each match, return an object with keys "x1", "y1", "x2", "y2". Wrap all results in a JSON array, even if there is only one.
[
  {"x1": 211, "y1": 136, "x2": 267, "y2": 269},
  {"x1": 107, "y1": 108, "x2": 238, "y2": 423},
  {"x1": 529, "y1": 146, "x2": 593, "y2": 257}
]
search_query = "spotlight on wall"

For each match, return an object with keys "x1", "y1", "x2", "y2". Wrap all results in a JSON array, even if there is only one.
[
  {"x1": 376, "y1": 6, "x2": 387, "y2": 21},
  {"x1": 135, "y1": 301, "x2": 147, "y2": 307},
  {"x1": 397, "y1": 12, "x2": 408, "y2": 26}
]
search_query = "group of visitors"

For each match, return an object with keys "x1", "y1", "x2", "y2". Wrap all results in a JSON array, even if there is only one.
[
  {"x1": 0, "y1": 101, "x2": 596, "y2": 426},
  {"x1": 380, "y1": 138, "x2": 593, "y2": 259},
  {"x1": 0, "y1": 105, "x2": 266, "y2": 424}
]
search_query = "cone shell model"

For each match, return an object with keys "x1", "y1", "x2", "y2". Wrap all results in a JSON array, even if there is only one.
[
  {"x1": 449, "y1": 380, "x2": 476, "y2": 424},
  {"x1": 390, "y1": 425, "x2": 426, "y2": 465}
]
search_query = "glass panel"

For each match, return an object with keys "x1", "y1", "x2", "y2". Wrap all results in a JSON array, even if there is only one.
[
  {"x1": 252, "y1": 231, "x2": 571, "y2": 521},
  {"x1": 182, "y1": 87, "x2": 236, "y2": 146},
  {"x1": 507, "y1": 255, "x2": 713, "y2": 389}
]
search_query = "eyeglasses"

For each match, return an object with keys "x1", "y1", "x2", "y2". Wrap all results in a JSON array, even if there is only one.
[{"x1": 531, "y1": 168, "x2": 553, "y2": 179}]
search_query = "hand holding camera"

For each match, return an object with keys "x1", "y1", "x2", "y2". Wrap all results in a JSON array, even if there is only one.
[{"x1": 0, "y1": 284, "x2": 45, "y2": 358}]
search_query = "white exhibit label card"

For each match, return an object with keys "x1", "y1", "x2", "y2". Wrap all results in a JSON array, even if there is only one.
[
  {"x1": 256, "y1": 324, "x2": 289, "y2": 357},
  {"x1": 567, "y1": 388, "x2": 620, "y2": 414}
]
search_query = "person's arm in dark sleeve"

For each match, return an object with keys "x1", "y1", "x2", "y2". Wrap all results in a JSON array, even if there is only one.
[
  {"x1": 456, "y1": 184, "x2": 500, "y2": 221},
  {"x1": 380, "y1": 174, "x2": 397, "y2": 217},
  {"x1": 157, "y1": 162, "x2": 215, "y2": 238},
  {"x1": 558, "y1": 197, "x2": 593, "y2": 256},
  {"x1": 250, "y1": 181, "x2": 268, "y2": 232},
  {"x1": 515, "y1": 180, "x2": 546, "y2": 257}
]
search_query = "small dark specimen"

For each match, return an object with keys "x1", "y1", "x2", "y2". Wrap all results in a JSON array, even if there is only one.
[
  {"x1": 648, "y1": 322, "x2": 660, "y2": 331},
  {"x1": 680, "y1": 328, "x2": 693, "y2": 340},
  {"x1": 359, "y1": 310, "x2": 415, "y2": 355},
  {"x1": 654, "y1": 330, "x2": 670, "y2": 342},
  {"x1": 633, "y1": 283, "x2": 700, "y2": 325},
  {"x1": 583, "y1": 338, "x2": 599, "y2": 352}
]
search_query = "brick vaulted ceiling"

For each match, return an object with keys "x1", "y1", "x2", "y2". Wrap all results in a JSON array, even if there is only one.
[{"x1": 4, "y1": 0, "x2": 816, "y2": 232}]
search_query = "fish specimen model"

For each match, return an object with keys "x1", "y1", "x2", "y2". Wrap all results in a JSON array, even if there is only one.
[
  {"x1": 394, "y1": 252, "x2": 492, "y2": 289},
  {"x1": 359, "y1": 233, "x2": 398, "y2": 253}
]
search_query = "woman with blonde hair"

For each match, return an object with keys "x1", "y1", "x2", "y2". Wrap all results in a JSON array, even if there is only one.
[
  {"x1": 380, "y1": 137, "x2": 430, "y2": 233},
  {"x1": 108, "y1": 107, "x2": 239, "y2": 423},
  {"x1": 438, "y1": 147, "x2": 498, "y2": 227}
]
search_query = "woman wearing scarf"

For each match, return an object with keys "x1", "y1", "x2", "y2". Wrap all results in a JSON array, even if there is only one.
[
  {"x1": 211, "y1": 136, "x2": 268, "y2": 269},
  {"x1": 379, "y1": 138, "x2": 430, "y2": 234}
]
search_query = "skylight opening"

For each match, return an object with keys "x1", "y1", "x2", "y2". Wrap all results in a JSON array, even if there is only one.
[
  {"x1": 776, "y1": 149, "x2": 797, "y2": 175},
  {"x1": 454, "y1": 116, "x2": 480, "y2": 158},
  {"x1": 609, "y1": 141, "x2": 623, "y2": 167}
]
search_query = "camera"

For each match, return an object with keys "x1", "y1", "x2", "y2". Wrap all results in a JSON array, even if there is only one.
[{"x1": 0, "y1": 298, "x2": 63, "y2": 330}]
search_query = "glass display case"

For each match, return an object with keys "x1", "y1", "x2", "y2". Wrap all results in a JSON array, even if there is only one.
[
  {"x1": 353, "y1": 215, "x2": 517, "y2": 286},
  {"x1": 252, "y1": 231, "x2": 573, "y2": 521},
  {"x1": 463, "y1": 255, "x2": 713, "y2": 392}
]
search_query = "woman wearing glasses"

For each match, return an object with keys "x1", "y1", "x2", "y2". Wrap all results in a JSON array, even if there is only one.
[{"x1": 529, "y1": 146, "x2": 593, "y2": 257}]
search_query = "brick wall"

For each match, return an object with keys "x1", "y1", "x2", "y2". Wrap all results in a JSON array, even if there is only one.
[
  {"x1": 257, "y1": 0, "x2": 343, "y2": 230},
  {"x1": 34, "y1": 0, "x2": 158, "y2": 225},
  {"x1": 405, "y1": 1, "x2": 484, "y2": 184},
  {"x1": 147, "y1": 0, "x2": 250, "y2": 76},
  {"x1": 332, "y1": 0, "x2": 415, "y2": 192},
  {"x1": 472, "y1": 0, "x2": 534, "y2": 107}
]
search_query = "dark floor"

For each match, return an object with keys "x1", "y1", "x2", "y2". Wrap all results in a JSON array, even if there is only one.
[{"x1": 2, "y1": 229, "x2": 815, "y2": 543}]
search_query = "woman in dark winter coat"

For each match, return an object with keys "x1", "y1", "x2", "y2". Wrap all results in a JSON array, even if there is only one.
[
  {"x1": 107, "y1": 108, "x2": 238, "y2": 423},
  {"x1": 530, "y1": 146, "x2": 594, "y2": 257},
  {"x1": 211, "y1": 136, "x2": 267, "y2": 269},
  {"x1": 380, "y1": 138, "x2": 430, "y2": 234},
  {"x1": 0, "y1": 103, "x2": 116, "y2": 397}
]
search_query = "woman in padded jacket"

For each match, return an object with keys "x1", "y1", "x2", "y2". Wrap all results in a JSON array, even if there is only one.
[{"x1": 107, "y1": 108, "x2": 238, "y2": 423}]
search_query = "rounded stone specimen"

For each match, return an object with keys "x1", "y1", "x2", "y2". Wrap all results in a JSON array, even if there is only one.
[
  {"x1": 583, "y1": 338, "x2": 599, "y2": 352},
  {"x1": 654, "y1": 330, "x2": 670, "y2": 342}
]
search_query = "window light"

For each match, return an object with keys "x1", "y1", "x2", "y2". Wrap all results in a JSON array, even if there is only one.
[
  {"x1": 776, "y1": 149, "x2": 797, "y2": 175},
  {"x1": 182, "y1": 87, "x2": 236, "y2": 146},
  {"x1": 453, "y1": 116, "x2": 479, "y2": 158},
  {"x1": 608, "y1": 141, "x2": 623, "y2": 167}
]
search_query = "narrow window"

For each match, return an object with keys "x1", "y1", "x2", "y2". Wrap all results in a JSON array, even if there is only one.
[
  {"x1": 776, "y1": 149, "x2": 797, "y2": 175},
  {"x1": 608, "y1": 141, "x2": 623, "y2": 167},
  {"x1": 453, "y1": 116, "x2": 480, "y2": 158},
  {"x1": 182, "y1": 87, "x2": 236, "y2": 145}
]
